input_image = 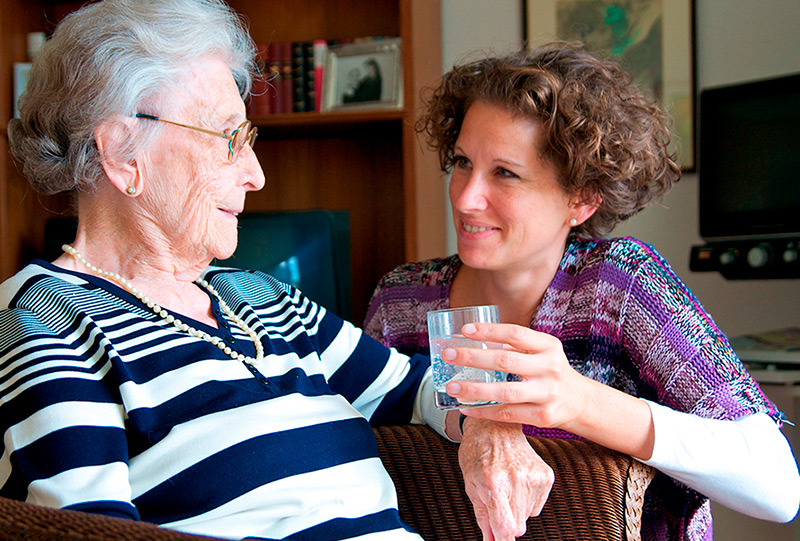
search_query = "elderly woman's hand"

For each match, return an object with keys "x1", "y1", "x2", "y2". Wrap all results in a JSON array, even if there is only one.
[
  {"x1": 458, "y1": 418, "x2": 554, "y2": 541},
  {"x1": 443, "y1": 323, "x2": 589, "y2": 433}
]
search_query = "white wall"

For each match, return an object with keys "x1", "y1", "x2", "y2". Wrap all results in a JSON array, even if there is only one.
[
  {"x1": 442, "y1": 0, "x2": 523, "y2": 68},
  {"x1": 440, "y1": 0, "x2": 524, "y2": 256},
  {"x1": 440, "y1": 0, "x2": 800, "y2": 337}
]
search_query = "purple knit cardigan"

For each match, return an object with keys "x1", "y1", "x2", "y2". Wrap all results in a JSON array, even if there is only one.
[{"x1": 364, "y1": 236, "x2": 781, "y2": 541}]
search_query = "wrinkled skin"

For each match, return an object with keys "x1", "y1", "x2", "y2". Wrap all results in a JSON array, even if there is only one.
[{"x1": 458, "y1": 418, "x2": 554, "y2": 541}]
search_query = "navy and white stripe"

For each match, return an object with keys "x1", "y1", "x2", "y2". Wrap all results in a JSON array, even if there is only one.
[{"x1": 0, "y1": 261, "x2": 435, "y2": 540}]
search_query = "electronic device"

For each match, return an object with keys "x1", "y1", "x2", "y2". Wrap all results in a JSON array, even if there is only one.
[
  {"x1": 690, "y1": 237, "x2": 799, "y2": 279},
  {"x1": 215, "y1": 210, "x2": 352, "y2": 320},
  {"x1": 44, "y1": 210, "x2": 353, "y2": 320},
  {"x1": 690, "y1": 72, "x2": 800, "y2": 279}
]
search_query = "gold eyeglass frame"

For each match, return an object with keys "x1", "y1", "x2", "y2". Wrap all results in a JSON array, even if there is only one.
[{"x1": 135, "y1": 113, "x2": 257, "y2": 162}]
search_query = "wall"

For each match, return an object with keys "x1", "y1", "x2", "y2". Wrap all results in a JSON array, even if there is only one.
[
  {"x1": 440, "y1": 0, "x2": 523, "y2": 257},
  {"x1": 441, "y1": 0, "x2": 522, "y2": 67},
  {"x1": 440, "y1": 0, "x2": 800, "y2": 337}
]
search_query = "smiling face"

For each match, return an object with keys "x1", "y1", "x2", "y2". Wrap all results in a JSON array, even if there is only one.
[
  {"x1": 449, "y1": 101, "x2": 582, "y2": 274},
  {"x1": 137, "y1": 56, "x2": 265, "y2": 263}
]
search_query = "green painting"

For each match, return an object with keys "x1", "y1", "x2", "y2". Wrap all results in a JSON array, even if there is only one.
[{"x1": 527, "y1": 0, "x2": 694, "y2": 169}]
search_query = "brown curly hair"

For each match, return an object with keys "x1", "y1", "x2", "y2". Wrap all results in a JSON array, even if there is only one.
[{"x1": 416, "y1": 42, "x2": 681, "y2": 238}]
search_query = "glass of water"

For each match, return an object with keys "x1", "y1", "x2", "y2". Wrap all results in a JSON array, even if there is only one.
[{"x1": 427, "y1": 305, "x2": 506, "y2": 410}]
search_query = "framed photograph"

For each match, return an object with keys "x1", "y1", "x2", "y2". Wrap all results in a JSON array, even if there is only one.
[
  {"x1": 525, "y1": 0, "x2": 695, "y2": 170},
  {"x1": 13, "y1": 62, "x2": 32, "y2": 118},
  {"x1": 322, "y1": 38, "x2": 403, "y2": 112}
]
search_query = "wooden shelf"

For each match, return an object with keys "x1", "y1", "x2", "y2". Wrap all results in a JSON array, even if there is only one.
[
  {"x1": 254, "y1": 109, "x2": 404, "y2": 127},
  {"x1": 253, "y1": 109, "x2": 404, "y2": 139}
]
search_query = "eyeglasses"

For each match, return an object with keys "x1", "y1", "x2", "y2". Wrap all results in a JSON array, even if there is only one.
[{"x1": 135, "y1": 113, "x2": 258, "y2": 163}]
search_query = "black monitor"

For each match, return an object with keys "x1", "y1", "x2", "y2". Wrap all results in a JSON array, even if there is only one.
[
  {"x1": 698, "y1": 72, "x2": 800, "y2": 239},
  {"x1": 44, "y1": 210, "x2": 353, "y2": 318},
  {"x1": 690, "y1": 72, "x2": 800, "y2": 279},
  {"x1": 216, "y1": 210, "x2": 352, "y2": 320}
]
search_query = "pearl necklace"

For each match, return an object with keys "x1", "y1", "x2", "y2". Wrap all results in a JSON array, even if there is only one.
[{"x1": 62, "y1": 244, "x2": 264, "y2": 365}]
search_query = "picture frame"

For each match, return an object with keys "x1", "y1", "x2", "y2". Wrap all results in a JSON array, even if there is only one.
[
  {"x1": 322, "y1": 37, "x2": 403, "y2": 112},
  {"x1": 13, "y1": 62, "x2": 32, "y2": 118},
  {"x1": 525, "y1": 0, "x2": 696, "y2": 170}
]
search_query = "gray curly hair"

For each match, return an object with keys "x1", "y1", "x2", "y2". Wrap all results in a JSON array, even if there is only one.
[{"x1": 7, "y1": 0, "x2": 257, "y2": 195}]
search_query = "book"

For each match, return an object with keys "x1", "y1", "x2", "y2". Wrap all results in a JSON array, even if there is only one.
[
  {"x1": 302, "y1": 41, "x2": 316, "y2": 113},
  {"x1": 279, "y1": 41, "x2": 293, "y2": 114},
  {"x1": 729, "y1": 327, "x2": 800, "y2": 364},
  {"x1": 291, "y1": 41, "x2": 308, "y2": 113},
  {"x1": 267, "y1": 42, "x2": 282, "y2": 114},
  {"x1": 312, "y1": 39, "x2": 327, "y2": 112},
  {"x1": 247, "y1": 43, "x2": 272, "y2": 117}
]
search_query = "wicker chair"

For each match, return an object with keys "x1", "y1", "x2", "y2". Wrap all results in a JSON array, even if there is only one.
[{"x1": 0, "y1": 425, "x2": 654, "y2": 540}]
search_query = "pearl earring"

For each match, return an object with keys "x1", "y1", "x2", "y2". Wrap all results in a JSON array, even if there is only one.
[
  {"x1": 569, "y1": 218, "x2": 578, "y2": 226},
  {"x1": 126, "y1": 186, "x2": 136, "y2": 195}
]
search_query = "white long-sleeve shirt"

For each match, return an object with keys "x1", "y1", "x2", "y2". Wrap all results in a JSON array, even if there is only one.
[{"x1": 644, "y1": 400, "x2": 799, "y2": 522}]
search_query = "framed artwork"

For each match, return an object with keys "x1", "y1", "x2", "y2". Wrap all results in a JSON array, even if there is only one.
[
  {"x1": 525, "y1": 0, "x2": 695, "y2": 170},
  {"x1": 322, "y1": 38, "x2": 403, "y2": 112}
]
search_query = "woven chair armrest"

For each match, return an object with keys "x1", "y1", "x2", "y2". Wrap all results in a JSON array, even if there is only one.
[
  {"x1": 0, "y1": 425, "x2": 654, "y2": 540},
  {"x1": 373, "y1": 424, "x2": 655, "y2": 541},
  {"x1": 0, "y1": 494, "x2": 220, "y2": 540}
]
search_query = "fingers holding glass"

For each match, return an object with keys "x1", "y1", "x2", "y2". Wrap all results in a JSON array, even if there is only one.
[{"x1": 427, "y1": 305, "x2": 507, "y2": 410}]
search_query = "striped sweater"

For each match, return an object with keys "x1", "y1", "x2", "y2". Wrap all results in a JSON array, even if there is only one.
[
  {"x1": 0, "y1": 261, "x2": 435, "y2": 540},
  {"x1": 364, "y1": 236, "x2": 780, "y2": 541}
]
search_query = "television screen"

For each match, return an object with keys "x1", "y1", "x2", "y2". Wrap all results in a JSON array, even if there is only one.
[
  {"x1": 215, "y1": 210, "x2": 351, "y2": 320},
  {"x1": 698, "y1": 72, "x2": 800, "y2": 239},
  {"x1": 43, "y1": 211, "x2": 353, "y2": 318}
]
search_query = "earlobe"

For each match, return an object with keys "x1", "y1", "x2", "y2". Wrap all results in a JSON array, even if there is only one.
[
  {"x1": 95, "y1": 118, "x2": 141, "y2": 197},
  {"x1": 568, "y1": 192, "x2": 601, "y2": 227}
]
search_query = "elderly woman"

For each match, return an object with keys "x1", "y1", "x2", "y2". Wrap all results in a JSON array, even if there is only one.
[
  {"x1": 365, "y1": 44, "x2": 800, "y2": 540},
  {"x1": 0, "y1": 0, "x2": 523, "y2": 539}
]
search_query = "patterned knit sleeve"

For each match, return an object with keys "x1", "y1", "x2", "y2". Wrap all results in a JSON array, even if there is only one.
[
  {"x1": 363, "y1": 278, "x2": 391, "y2": 345},
  {"x1": 617, "y1": 239, "x2": 778, "y2": 422},
  {"x1": 362, "y1": 258, "x2": 454, "y2": 357}
]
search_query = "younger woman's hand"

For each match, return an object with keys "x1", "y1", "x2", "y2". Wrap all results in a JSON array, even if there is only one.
[{"x1": 443, "y1": 323, "x2": 589, "y2": 433}]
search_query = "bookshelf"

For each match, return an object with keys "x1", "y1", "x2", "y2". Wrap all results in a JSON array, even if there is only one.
[{"x1": 0, "y1": 0, "x2": 445, "y2": 324}]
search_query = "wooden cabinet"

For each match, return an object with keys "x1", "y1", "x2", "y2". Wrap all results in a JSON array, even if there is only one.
[{"x1": 0, "y1": 0, "x2": 445, "y2": 324}]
